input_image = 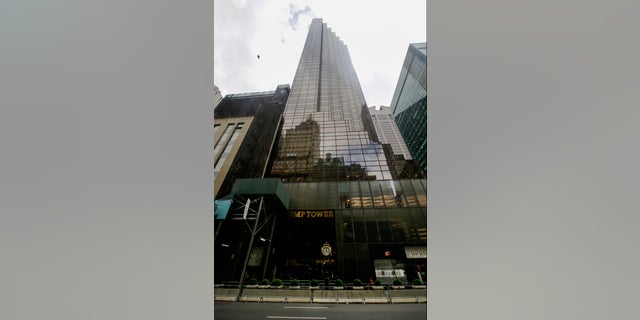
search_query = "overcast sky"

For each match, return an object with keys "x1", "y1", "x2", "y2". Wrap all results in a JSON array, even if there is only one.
[{"x1": 214, "y1": 0, "x2": 427, "y2": 108}]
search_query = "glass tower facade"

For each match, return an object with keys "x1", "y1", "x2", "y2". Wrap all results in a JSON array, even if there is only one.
[
  {"x1": 214, "y1": 19, "x2": 425, "y2": 287},
  {"x1": 390, "y1": 43, "x2": 427, "y2": 174},
  {"x1": 271, "y1": 18, "x2": 392, "y2": 182}
]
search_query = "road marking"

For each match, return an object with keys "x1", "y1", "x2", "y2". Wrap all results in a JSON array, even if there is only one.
[
  {"x1": 283, "y1": 306, "x2": 329, "y2": 309},
  {"x1": 267, "y1": 317, "x2": 327, "y2": 319}
]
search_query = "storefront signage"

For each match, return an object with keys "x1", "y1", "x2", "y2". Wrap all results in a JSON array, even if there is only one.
[
  {"x1": 404, "y1": 246, "x2": 427, "y2": 259},
  {"x1": 375, "y1": 269, "x2": 405, "y2": 278},
  {"x1": 288, "y1": 210, "x2": 335, "y2": 218}
]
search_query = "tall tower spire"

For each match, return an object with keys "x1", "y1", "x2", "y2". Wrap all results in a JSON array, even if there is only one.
[{"x1": 271, "y1": 19, "x2": 392, "y2": 182}]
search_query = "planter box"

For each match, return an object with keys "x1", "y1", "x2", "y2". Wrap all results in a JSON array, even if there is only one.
[
  {"x1": 270, "y1": 285, "x2": 283, "y2": 289},
  {"x1": 309, "y1": 286, "x2": 320, "y2": 290},
  {"x1": 372, "y1": 286, "x2": 384, "y2": 290},
  {"x1": 412, "y1": 285, "x2": 426, "y2": 289},
  {"x1": 391, "y1": 285, "x2": 404, "y2": 289},
  {"x1": 352, "y1": 286, "x2": 364, "y2": 290},
  {"x1": 333, "y1": 286, "x2": 344, "y2": 290},
  {"x1": 289, "y1": 285, "x2": 301, "y2": 289},
  {"x1": 245, "y1": 285, "x2": 258, "y2": 289},
  {"x1": 258, "y1": 285, "x2": 270, "y2": 289}
]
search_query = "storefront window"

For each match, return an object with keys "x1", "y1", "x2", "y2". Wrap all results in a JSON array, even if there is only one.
[
  {"x1": 399, "y1": 180, "x2": 418, "y2": 207},
  {"x1": 366, "y1": 219, "x2": 380, "y2": 243},
  {"x1": 307, "y1": 182, "x2": 319, "y2": 207},
  {"x1": 370, "y1": 181, "x2": 385, "y2": 208},
  {"x1": 352, "y1": 210, "x2": 367, "y2": 243},
  {"x1": 381, "y1": 181, "x2": 395, "y2": 208},
  {"x1": 377, "y1": 210, "x2": 395, "y2": 243},
  {"x1": 359, "y1": 181, "x2": 373, "y2": 208},
  {"x1": 349, "y1": 181, "x2": 361, "y2": 208},
  {"x1": 340, "y1": 212, "x2": 354, "y2": 243},
  {"x1": 410, "y1": 180, "x2": 427, "y2": 207}
]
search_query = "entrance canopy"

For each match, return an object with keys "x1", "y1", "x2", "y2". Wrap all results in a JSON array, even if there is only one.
[
  {"x1": 230, "y1": 178, "x2": 289, "y2": 207},
  {"x1": 214, "y1": 195, "x2": 233, "y2": 220},
  {"x1": 214, "y1": 178, "x2": 290, "y2": 220}
]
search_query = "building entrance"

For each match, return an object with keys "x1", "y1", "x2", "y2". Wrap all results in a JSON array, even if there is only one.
[{"x1": 273, "y1": 210, "x2": 336, "y2": 281}]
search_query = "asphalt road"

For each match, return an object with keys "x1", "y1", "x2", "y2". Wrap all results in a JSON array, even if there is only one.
[{"x1": 214, "y1": 302, "x2": 427, "y2": 320}]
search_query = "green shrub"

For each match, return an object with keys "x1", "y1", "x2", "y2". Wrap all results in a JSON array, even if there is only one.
[
  {"x1": 412, "y1": 279, "x2": 424, "y2": 285},
  {"x1": 260, "y1": 279, "x2": 270, "y2": 285},
  {"x1": 310, "y1": 279, "x2": 319, "y2": 286},
  {"x1": 248, "y1": 278, "x2": 258, "y2": 285},
  {"x1": 353, "y1": 279, "x2": 362, "y2": 286},
  {"x1": 374, "y1": 279, "x2": 382, "y2": 286},
  {"x1": 393, "y1": 279, "x2": 402, "y2": 285},
  {"x1": 335, "y1": 278, "x2": 343, "y2": 286},
  {"x1": 271, "y1": 278, "x2": 282, "y2": 286},
  {"x1": 290, "y1": 279, "x2": 299, "y2": 286}
]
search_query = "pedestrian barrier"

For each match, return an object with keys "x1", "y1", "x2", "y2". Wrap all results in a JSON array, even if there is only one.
[
  {"x1": 387, "y1": 288, "x2": 427, "y2": 304},
  {"x1": 240, "y1": 288, "x2": 312, "y2": 303},
  {"x1": 218, "y1": 285, "x2": 425, "y2": 304},
  {"x1": 213, "y1": 288, "x2": 240, "y2": 302}
]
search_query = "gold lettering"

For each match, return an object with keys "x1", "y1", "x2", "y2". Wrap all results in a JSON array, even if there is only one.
[{"x1": 289, "y1": 210, "x2": 335, "y2": 218}]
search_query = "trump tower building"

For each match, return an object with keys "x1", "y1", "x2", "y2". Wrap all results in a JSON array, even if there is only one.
[{"x1": 214, "y1": 18, "x2": 426, "y2": 287}]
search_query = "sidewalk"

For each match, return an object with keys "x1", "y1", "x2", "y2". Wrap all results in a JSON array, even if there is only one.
[{"x1": 214, "y1": 286, "x2": 427, "y2": 304}]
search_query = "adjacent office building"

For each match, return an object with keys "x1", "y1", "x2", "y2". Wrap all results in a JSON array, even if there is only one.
[
  {"x1": 390, "y1": 43, "x2": 427, "y2": 175},
  {"x1": 215, "y1": 19, "x2": 426, "y2": 286},
  {"x1": 213, "y1": 85, "x2": 223, "y2": 109},
  {"x1": 370, "y1": 106, "x2": 425, "y2": 180},
  {"x1": 213, "y1": 85, "x2": 290, "y2": 201},
  {"x1": 369, "y1": 106, "x2": 412, "y2": 160}
]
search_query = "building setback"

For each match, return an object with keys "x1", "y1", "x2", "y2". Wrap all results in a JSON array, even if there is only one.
[{"x1": 390, "y1": 43, "x2": 427, "y2": 175}]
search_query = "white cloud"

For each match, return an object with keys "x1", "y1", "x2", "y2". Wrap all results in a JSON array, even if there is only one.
[{"x1": 286, "y1": 4, "x2": 314, "y2": 30}]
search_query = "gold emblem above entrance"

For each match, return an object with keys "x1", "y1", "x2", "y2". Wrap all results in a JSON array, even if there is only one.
[{"x1": 321, "y1": 242, "x2": 332, "y2": 257}]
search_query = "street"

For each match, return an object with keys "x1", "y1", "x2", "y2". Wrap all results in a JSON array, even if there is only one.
[{"x1": 214, "y1": 302, "x2": 427, "y2": 320}]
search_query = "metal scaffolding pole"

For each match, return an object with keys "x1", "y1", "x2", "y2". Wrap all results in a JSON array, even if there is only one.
[
  {"x1": 261, "y1": 212, "x2": 278, "y2": 280},
  {"x1": 238, "y1": 196, "x2": 263, "y2": 289}
]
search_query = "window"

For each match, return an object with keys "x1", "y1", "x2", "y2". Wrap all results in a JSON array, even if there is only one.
[
  {"x1": 213, "y1": 123, "x2": 244, "y2": 175},
  {"x1": 214, "y1": 123, "x2": 234, "y2": 156}
]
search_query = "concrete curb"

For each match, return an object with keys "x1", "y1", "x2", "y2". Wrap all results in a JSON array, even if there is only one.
[{"x1": 214, "y1": 287, "x2": 427, "y2": 304}]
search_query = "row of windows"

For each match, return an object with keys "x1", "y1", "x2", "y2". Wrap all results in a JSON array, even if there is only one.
[
  {"x1": 285, "y1": 180, "x2": 426, "y2": 210},
  {"x1": 213, "y1": 122, "x2": 244, "y2": 176},
  {"x1": 337, "y1": 208, "x2": 426, "y2": 244},
  {"x1": 370, "y1": 114, "x2": 395, "y2": 120}
]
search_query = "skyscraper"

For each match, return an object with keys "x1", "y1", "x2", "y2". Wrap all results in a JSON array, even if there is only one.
[
  {"x1": 369, "y1": 106, "x2": 412, "y2": 160},
  {"x1": 370, "y1": 105, "x2": 425, "y2": 180},
  {"x1": 271, "y1": 18, "x2": 392, "y2": 182},
  {"x1": 390, "y1": 43, "x2": 427, "y2": 174},
  {"x1": 214, "y1": 19, "x2": 426, "y2": 287}
]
